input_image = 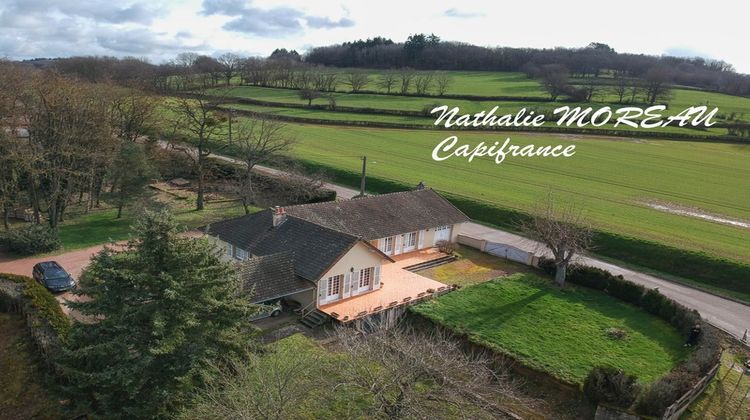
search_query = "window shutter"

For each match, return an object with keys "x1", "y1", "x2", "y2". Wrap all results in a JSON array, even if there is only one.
[
  {"x1": 377, "y1": 238, "x2": 384, "y2": 252},
  {"x1": 343, "y1": 272, "x2": 352, "y2": 298},
  {"x1": 418, "y1": 230, "x2": 425, "y2": 249},
  {"x1": 394, "y1": 235, "x2": 402, "y2": 255},
  {"x1": 318, "y1": 280, "x2": 326, "y2": 303},
  {"x1": 373, "y1": 265, "x2": 381, "y2": 289}
]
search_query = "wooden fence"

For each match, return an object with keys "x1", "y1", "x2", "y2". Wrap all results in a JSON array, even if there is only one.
[{"x1": 661, "y1": 362, "x2": 720, "y2": 419}]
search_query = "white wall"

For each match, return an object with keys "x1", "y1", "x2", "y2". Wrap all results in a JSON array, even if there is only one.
[{"x1": 318, "y1": 241, "x2": 388, "y2": 305}]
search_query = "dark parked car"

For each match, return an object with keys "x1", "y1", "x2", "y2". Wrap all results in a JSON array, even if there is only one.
[{"x1": 32, "y1": 261, "x2": 76, "y2": 293}]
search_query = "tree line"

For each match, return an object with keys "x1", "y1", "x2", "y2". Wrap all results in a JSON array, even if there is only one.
[{"x1": 306, "y1": 35, "x2": 750, "y2": 97}]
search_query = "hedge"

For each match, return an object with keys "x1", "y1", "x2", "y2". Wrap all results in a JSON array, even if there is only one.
[
  {"x1": 536, "y1": 258, "x2": 720, "y2": 416},
  {"x1": 0, "y1": 273, "x2": 70, "y2": 340}
]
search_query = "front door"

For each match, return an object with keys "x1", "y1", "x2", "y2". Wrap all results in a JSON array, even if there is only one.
[{"x1": 357, "y1": 267, "x2": 373, "y2": 294}]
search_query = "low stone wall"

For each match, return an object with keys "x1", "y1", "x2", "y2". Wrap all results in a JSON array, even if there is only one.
[{"x1": 0, "y1": 277, "x2": 66, "y2": 370}]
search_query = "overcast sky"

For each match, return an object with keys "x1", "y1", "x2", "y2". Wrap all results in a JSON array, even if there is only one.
[{"x1": 2, "y1": 0, "x2": 748, "y2": 73}]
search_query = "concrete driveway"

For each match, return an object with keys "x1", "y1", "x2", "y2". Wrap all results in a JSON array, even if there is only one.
[{"x1": 0, "y1": 245, "x2": 105, "y2": 320}]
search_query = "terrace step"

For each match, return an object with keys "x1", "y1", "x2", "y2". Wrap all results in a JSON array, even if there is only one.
[
  {"x1": 404, "y1": 255, "x2": 457, "y2": 272},
  {"x1": 299, "y1": 309, "x2": 330, "y2": 329}
]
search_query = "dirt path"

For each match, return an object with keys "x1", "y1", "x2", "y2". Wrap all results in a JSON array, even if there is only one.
[{"x1": 0, "y1": 245, "x2": 105, "y2": 320}]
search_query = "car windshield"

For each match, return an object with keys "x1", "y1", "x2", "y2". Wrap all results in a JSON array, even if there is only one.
[{"x1": 45, "y1": 268, "x2": 69, "y2": 280}]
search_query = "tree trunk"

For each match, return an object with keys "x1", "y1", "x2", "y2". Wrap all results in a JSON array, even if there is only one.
[
  {"x1": 196, "y1": 171, "x2": 205, "y2": 211},
  {"x1": 554, "y1": 262, "x2": 567, "y2": 287},
  {"x1": 3, "y1": 206, "x2": 9, "y2": 230},
  {"x1": 117, "y1": 200, "x2": 124, "y2": 219}
]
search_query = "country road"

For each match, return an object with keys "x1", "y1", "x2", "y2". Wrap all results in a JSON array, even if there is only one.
[{"x1": 165, "y1": 141, "x2": 750, "y2": 341}]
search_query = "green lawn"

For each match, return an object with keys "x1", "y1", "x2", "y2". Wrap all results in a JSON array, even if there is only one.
[
  {"x1": 412, "y1": 274, "x2": 689, "y2": 384},
  {"x1": 58, "y1": 199, "x2": 247, "y2": 251},
  {"x1": 0, "y1": 313, "x2": 66, "y2": 418}
]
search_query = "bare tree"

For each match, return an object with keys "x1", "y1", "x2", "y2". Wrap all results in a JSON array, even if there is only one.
[
  {"x1": 612, "y1": 73, "x2": 629, "y2": 103},
  {"x1": 217, "y1": 53, "x2": 241, "y2": 86},
  {"x1": 298, "y1": 88, "x2": 322, "y2": 106},
  {"x1": 376, "y1": 71, "x2": 397, "y2": 93},
  {"x1": 643, "y1": 66, "x2": 673, "y2": 105},
  {"x1": 398, "y1": 68, "x2": 416, "y2": 94},
  {"x1": 109, "y1": 88, "x2": 158, "y2": 143},
  {"x1": 334, "y1": 322, "x2": 530, "y2": 419},
  {"x1": 521, "y1": 191, "x2": 593, "y2": 287},
  {"x1": 343, "y1": 71, "x2": 369, "y2": 92},
  {"x1": 233, "y1": 117, "x2": 295, "y2": 214},
  {"x1": 434, "y1": 71, "x2": 453, "y2": 96},
  {"x1": 168, "y1": 90, "x2": 226, "y2": 210},
  {"x1": 540, "y1": 64, "x2": 570, "y2": 101},
  {"x1": 413, "y1": 72, "x2": 434, "y2": 95},
  {"x1": 183, "y1": 342, "x2": 323, "y2": 420}
]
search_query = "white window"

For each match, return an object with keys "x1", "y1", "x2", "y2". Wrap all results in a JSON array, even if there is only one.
[
  {"x1": 404, "y1": 232, "x2": 417, "y2": 248},
  {"x1": 358, "y1": 267, "x2": 373, "y2": 290},
  {"x1": 225, "y1": 243, "x2": 234, "y2": 259},
  {"x1": 326, "y1": 274, "x2": 343, "y2": 297},
  {"x1": 434, "y1": 225, "x2": 452, "y2": 244},
  {"x1": 383, "y1": 237, "x2": 394, "y2": 253},
  {"x1": 234, "y1": 247, "x2": 248, "y2": 260}
]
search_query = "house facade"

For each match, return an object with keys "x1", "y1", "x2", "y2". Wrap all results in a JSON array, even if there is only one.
[{"x1": 203, "y1": 188, "x2": 469, "y2": 322}]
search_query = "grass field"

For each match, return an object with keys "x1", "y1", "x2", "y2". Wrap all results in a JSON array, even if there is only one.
[
  {"x1": 218, "y1": 102, "x2": 727, "y2": 138},
  {"x1": 0, "y1": 313, "x2": 65, "y2": 418},
  {"x1": 319, "y1": 69, "x2": 549, "y2": 97},
  {"x1": 216, "y1": 85, "x2": 736, "y2": 137},
  {"x1": 412, "y1": 274, "x2": 689, "y2": 384},
  {"x1": 57, "y1": 191, "x2": 247, "y2": 251},
  {"x1": 235, "y1": 122, "x2": 748, "y2": 264}
]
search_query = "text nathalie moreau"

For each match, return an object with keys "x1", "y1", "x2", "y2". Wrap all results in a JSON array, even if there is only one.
[{"x1": 429, "y1": 105, "x2": 718, "y2": 165}]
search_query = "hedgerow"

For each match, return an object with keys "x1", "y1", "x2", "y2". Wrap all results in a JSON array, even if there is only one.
[{"x1": 0, "y1": 273, "x2": 70, "y2": 340}]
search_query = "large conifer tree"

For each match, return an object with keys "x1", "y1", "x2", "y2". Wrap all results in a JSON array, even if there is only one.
[{"x1": 61, "y1": 210, "x2": 253, "y2": 418}]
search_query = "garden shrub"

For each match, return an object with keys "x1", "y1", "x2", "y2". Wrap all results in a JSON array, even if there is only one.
[
  {"x1": 669, "y1": 305, "x2": 701, "y2": 335},
  {"x1": 567, "y1": 264, "x2": 611, "y2": 291},
  {"x1": 634, "y1": 370, "x2": 697, "y2": 416},
  {"x1": 605, "y1": 275, "x2": 645, "y2": 305},
  {"x1": 0, "y1": 273, "x2": 70, "y2": 340},
  {"x1": 436, "y1": 240, "x2": 458, "y2": 255},
  {"x1": 640, "y1": 288, "x2": 677, "y2": 320},
  {"x1": 583, "y1": 366, "x2": 640, "y2": 408},
  {"x1": 1, "y1": 224, "x2": 61, "y2": 255}
]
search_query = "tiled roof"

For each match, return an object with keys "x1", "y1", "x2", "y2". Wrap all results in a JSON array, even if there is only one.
[
  {"x1": 204, "y1": 213, "x2": 361, "y2": 282},
  {"x1": 202, "y1": 210, "x2": 274, "y2": 250},
  {"x1": 248, "y1": 217, "x2": 360, "y2": 281},
  {"x1": 285, "y1": 188, "x2": 469, "y2": 240},
  {"x1": 237, "y1": 252, "x2": 313, "y2": 303}
]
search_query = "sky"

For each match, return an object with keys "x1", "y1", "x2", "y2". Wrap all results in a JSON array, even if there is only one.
[{"x1": 1, "y1": 0, "x2": 748, "y2": 73}]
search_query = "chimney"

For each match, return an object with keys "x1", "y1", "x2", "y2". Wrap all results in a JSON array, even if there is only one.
[{"x1": 272, "y1": 206, "x2": 287, "y2": 227}]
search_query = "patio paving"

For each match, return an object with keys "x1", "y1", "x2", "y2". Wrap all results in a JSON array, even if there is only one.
[{"x1": 319, "y1": 263, "x2": 449, "y2": 322}]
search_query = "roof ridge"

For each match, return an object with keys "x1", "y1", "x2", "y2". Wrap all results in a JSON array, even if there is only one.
[
  {"x1": 284, "y1": 215, "x2": 362, "y2": 242},
  {"x1": 283, "y1": 188, "x2": 432, "y2": 211}
]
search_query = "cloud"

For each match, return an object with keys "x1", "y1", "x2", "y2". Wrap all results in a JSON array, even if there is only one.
[
  {"x1": 443, "y1": 8, "x2": 484, "y2": 18},
  {"x1": 201, "y1": 0, "x2": 354, "y2": 36},
  {"x1": 306, "y1": 16, "x2": 355, "y2": 29},
  {"x1": 0, "y1": 1, "x2": 197, "y2": 60}
]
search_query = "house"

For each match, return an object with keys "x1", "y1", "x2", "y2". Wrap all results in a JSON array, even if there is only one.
[{"x1": 203, "y1": 188, "x2": 469, "y2": 325}]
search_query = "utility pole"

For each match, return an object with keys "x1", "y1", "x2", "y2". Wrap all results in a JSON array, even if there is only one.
[
  {"x1": 228, "y1": 109, "x2": 235, "y2": 146},
  {"x1": 359, "y1": 155, "x2": 367, "y2": 197}
]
